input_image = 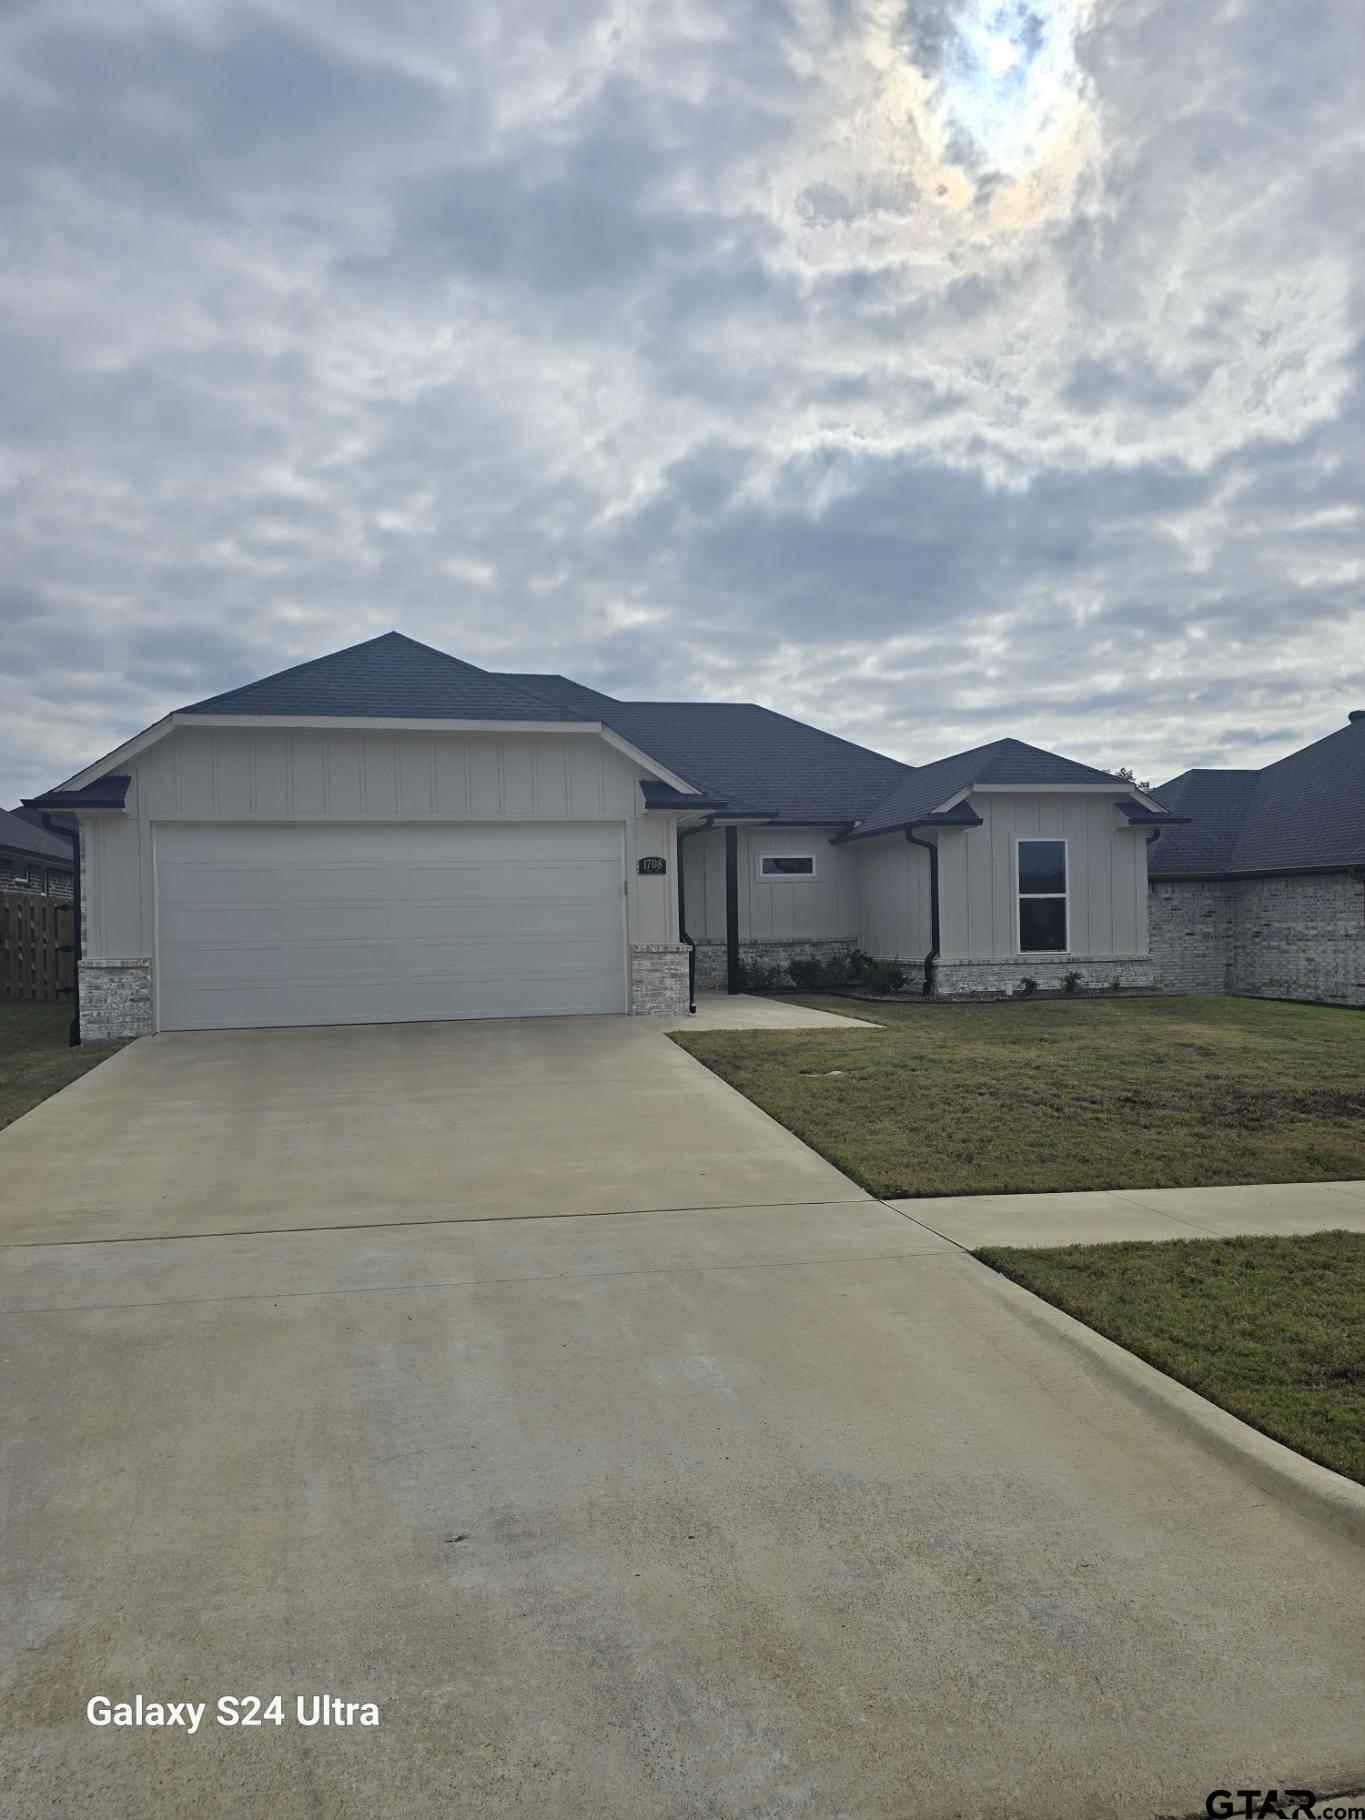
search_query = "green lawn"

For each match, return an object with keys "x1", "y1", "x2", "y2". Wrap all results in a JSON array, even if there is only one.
[
  {"x1": 976, "y1": 1231, "x2": 1365, "y2": 1484},
  {"x1": 672, "y1": 993, "x2": 1365, "y2": 1198},
  {"x1": 0, "y1": 1000, "x2": 126, "y2": 1131}
]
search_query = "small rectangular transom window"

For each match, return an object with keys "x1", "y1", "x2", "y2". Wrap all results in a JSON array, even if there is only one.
[
  {"x1": 1017, "y1": 838, "x2": 1068, "y2": 952},
  {"x1": 759, "y1": 854, "x2": 816, "y2": 879}
]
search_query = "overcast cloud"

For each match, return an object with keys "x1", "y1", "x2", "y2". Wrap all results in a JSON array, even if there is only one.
[{"x1": 3, "y1": 0, "x2": 1363, "y2": 801}]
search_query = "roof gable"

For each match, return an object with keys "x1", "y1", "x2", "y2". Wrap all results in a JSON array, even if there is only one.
[{"x1": 846, "y1": 738, "x2": 1127, "y2": 841}]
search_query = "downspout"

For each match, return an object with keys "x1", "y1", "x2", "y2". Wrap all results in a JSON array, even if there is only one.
[
  {"x1": 904, "y1": 826, "x2": 939, "y2": 997},
  {"x1": 676, "y1": 817, "x2": 714, "y2": 1015}
]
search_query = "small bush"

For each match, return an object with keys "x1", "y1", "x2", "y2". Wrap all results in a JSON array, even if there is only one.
[
  {"x1": 787, "y1": 957, "x2": 832, "y2": 990},
  {"x1": 1020, "y1": 976, "x2": 1039, "y2": 996},
  {"x1": 736, "y1": 959, "x2": 782, "y2": 991},
  {"x1": 1063, "y1": 970, "x2": 1084, "y2": 994},
  {"x1": 856, "y1": 959, "x2": 907, "y2": 992}
]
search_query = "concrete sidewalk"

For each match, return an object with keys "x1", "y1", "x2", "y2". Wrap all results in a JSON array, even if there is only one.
[{"x1": 886, "y1": 1179, "x2": 1365, "y2": 1248}]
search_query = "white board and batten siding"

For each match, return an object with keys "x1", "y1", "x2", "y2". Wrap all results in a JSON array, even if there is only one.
[
  {"x1": 682, "y1": 825, "x2": 862, "y2": 942},
  {"x1": 853, "y1": 836, "x2": 933, "y2": 963},
  {"x1": 82, "y1": 727, "x2": 679, "y2": 1028},
  {"x1": 937, "y1": 793, "x2": 1148, "y2": 960}
]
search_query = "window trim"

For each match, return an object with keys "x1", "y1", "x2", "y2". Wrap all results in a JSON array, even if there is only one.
[
  {"x1": 1016, "y1": 836, "x2": 1069, "y2": 954},
  {"x1": 756, "y1": 852, "x2": 818, "y2": 882}
]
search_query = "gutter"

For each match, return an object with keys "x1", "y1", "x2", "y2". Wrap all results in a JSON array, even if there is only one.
[{"x1": 904, "y1": 826, "x2": 940, "y2": 997}]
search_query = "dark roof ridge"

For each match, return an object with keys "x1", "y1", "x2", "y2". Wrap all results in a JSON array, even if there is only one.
[
  {"x1": 180, "y1": 630, "x2": 489, "y2": 714},
  {"x1": 179, "y1": 632, "x2": 592, "y2": 724}
]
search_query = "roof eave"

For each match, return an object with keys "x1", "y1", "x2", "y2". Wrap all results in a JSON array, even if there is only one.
[
  {"x1": 24, "y1": 775, "x2": 132, "y2": 814},
  {"x1": 1150, "y1": 860, "x2": 1365, "y2": 883},
  {"x1": 833, "y1": 805, "x2": 985, "y2": 844}
]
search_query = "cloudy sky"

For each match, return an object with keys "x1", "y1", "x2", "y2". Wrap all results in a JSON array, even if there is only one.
[{"x1": 3, "y1": 0, "x2": 1363, "y2": 804}]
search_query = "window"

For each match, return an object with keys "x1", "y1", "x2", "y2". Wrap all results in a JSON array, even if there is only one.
[
  {"x1": 11, "y1": 864, "x2": 31, "y2": 889},
  {"x1": 758, "y1": 854, "x2": 816, "y2": 879},
  {"x1": 1017, "y1": 839, "x2": 1068, "y2": 952}
]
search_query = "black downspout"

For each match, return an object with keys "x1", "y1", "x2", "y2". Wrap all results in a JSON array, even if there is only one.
[
  {"x1": 905, "y1": 826, "x2": 939, "y2": 998},
  {"x1": 676, "y1": 820, "x2": 711, "y2": 1014},
  {"x1": 725, "y1": 824, "x2": 741, "y2": 994},
  {"x1": 45, "y1": 812, "x2": 80, "y2": 1046}
]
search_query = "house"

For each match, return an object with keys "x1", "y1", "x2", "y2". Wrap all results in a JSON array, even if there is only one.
[
  {"x1": 26, "y1": 631, "x2": 1181, "y2": 1039},
  {"x1": 1149, "y1": 711, "x2": 1365, "y2": 1007},
  {"x1": 0, "y1": 806, "x2": 74, "y2": 900}
]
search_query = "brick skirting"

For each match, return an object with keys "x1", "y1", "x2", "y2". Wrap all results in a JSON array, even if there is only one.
[
  {"x1": 630, "y1": 944, "x2": 690, "y2": 1015},
  {"x1": 690, "y1": 937, "x2": 858, "y2": 990},
  {"x1": 932, "y1": 955, "x2": 1156, "y2": 996},
  {"x1": 81, "y1": 959, "x2": 153, "y2": 1040}
]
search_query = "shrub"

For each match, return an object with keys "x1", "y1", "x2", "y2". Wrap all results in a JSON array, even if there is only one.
[
  {"x1": 1020, "y1": 976, "x2": 1039, "y2": 996},
  {"x1": 736, "y1": 959, "x2": 782, "y2": 991},
  {"x1": 857, "y1": 959, "x2": 907, "y2": 992},
  {"x1": 787, "y1": 957, "x2": 832, "y2": 990},
  {"x1": 1063, "y1": 970, "x2": 1084, "y2": 994}
]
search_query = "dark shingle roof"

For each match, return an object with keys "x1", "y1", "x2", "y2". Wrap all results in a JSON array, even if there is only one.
[
  {"x1": 1151, "y1": 716, "x2": 1365, "y2": 876},
  {"x1": 181, "y1": 633, "x2": 592, "y2": 724},
  {"x1": 499, "y1": 673, "x2": 625, "y2": 716},
  {"x1": 0, "y1": 806, "x2": 75, "y2": 864},
  {"x1": 108, "y1": 633, "x2": 1192, "y2": 838},
  {"x1": 597, "y1": 702, "x2": 908, "y2": 822},
  {"x1": 498, "y1": 678, "x2": 912, "y2": 821},
  {"x1": 1145, "y1": 771, "x2": 1260, "y2": 875},
  {"x1": 844, "y1": 738, "x2": 1127, "y2": 841}
]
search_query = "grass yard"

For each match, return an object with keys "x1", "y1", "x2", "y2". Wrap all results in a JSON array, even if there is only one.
[
  {"x1": 672, "y1": 993, "x2": 1365, "y2": 1198},
  {"x1": 0, "y1": 1000, "x2": 126, "y2": 1132},
  {"x1": 976, "y1": 1231, "x2": 1365, "y2": 1484}
]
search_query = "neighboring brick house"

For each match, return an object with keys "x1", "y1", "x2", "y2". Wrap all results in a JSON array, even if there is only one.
[
  {"x1": 1149, "y1": 711, "x2": 1365, "y2": 1007},
  {"x1": 0, "y1": 806, "x2": 75, "y2": 899}
]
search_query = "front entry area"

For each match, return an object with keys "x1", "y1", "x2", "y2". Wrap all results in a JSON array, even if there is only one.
[{"x1": 154, "y1": 822, "x2": 628, "y2": 1030}]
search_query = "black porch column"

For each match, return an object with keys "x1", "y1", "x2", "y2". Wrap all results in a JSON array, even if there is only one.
[{"x1": 725, "y1": 823, "x2": 740, "y2": 994}]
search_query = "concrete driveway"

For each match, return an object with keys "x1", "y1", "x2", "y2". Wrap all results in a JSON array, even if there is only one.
[{"x1": 2, "y1": 1012, "x2": 1362, "y2": 1819}]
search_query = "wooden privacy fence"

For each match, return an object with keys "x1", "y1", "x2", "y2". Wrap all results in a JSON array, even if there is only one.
[{"x1": 0, "y1": 890, "x2": 75, "y2": 1001}]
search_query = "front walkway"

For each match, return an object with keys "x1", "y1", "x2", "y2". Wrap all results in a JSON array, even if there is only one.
[
  {"x1": 663, "y1": 989, "x2": 880, "y2": 1031},
  {"x1": 887, "y1": 1180, "x2": 1365, "y2": 1247}
]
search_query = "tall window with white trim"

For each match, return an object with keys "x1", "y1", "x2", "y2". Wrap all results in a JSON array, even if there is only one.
[{"x1": 1017, "y1": 839, "x2": 1068, "y2": 952}]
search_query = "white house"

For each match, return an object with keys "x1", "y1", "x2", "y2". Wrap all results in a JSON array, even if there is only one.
[{"x1": 28, "y1": 632, "x2": 1179, "y2": 1037}]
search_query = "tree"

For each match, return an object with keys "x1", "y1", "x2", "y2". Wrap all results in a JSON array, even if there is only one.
[{"x1": 1111, "y1": 764, "x2": 1153, "y2": 794}]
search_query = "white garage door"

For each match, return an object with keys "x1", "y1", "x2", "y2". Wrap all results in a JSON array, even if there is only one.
[{"x1": 155, "y1": 824, "x2": 628, "y2": 1030}]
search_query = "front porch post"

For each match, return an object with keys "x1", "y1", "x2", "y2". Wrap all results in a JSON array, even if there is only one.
[{"x1": 725, "y1": 824, "x2": 740, "y2": 994}]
